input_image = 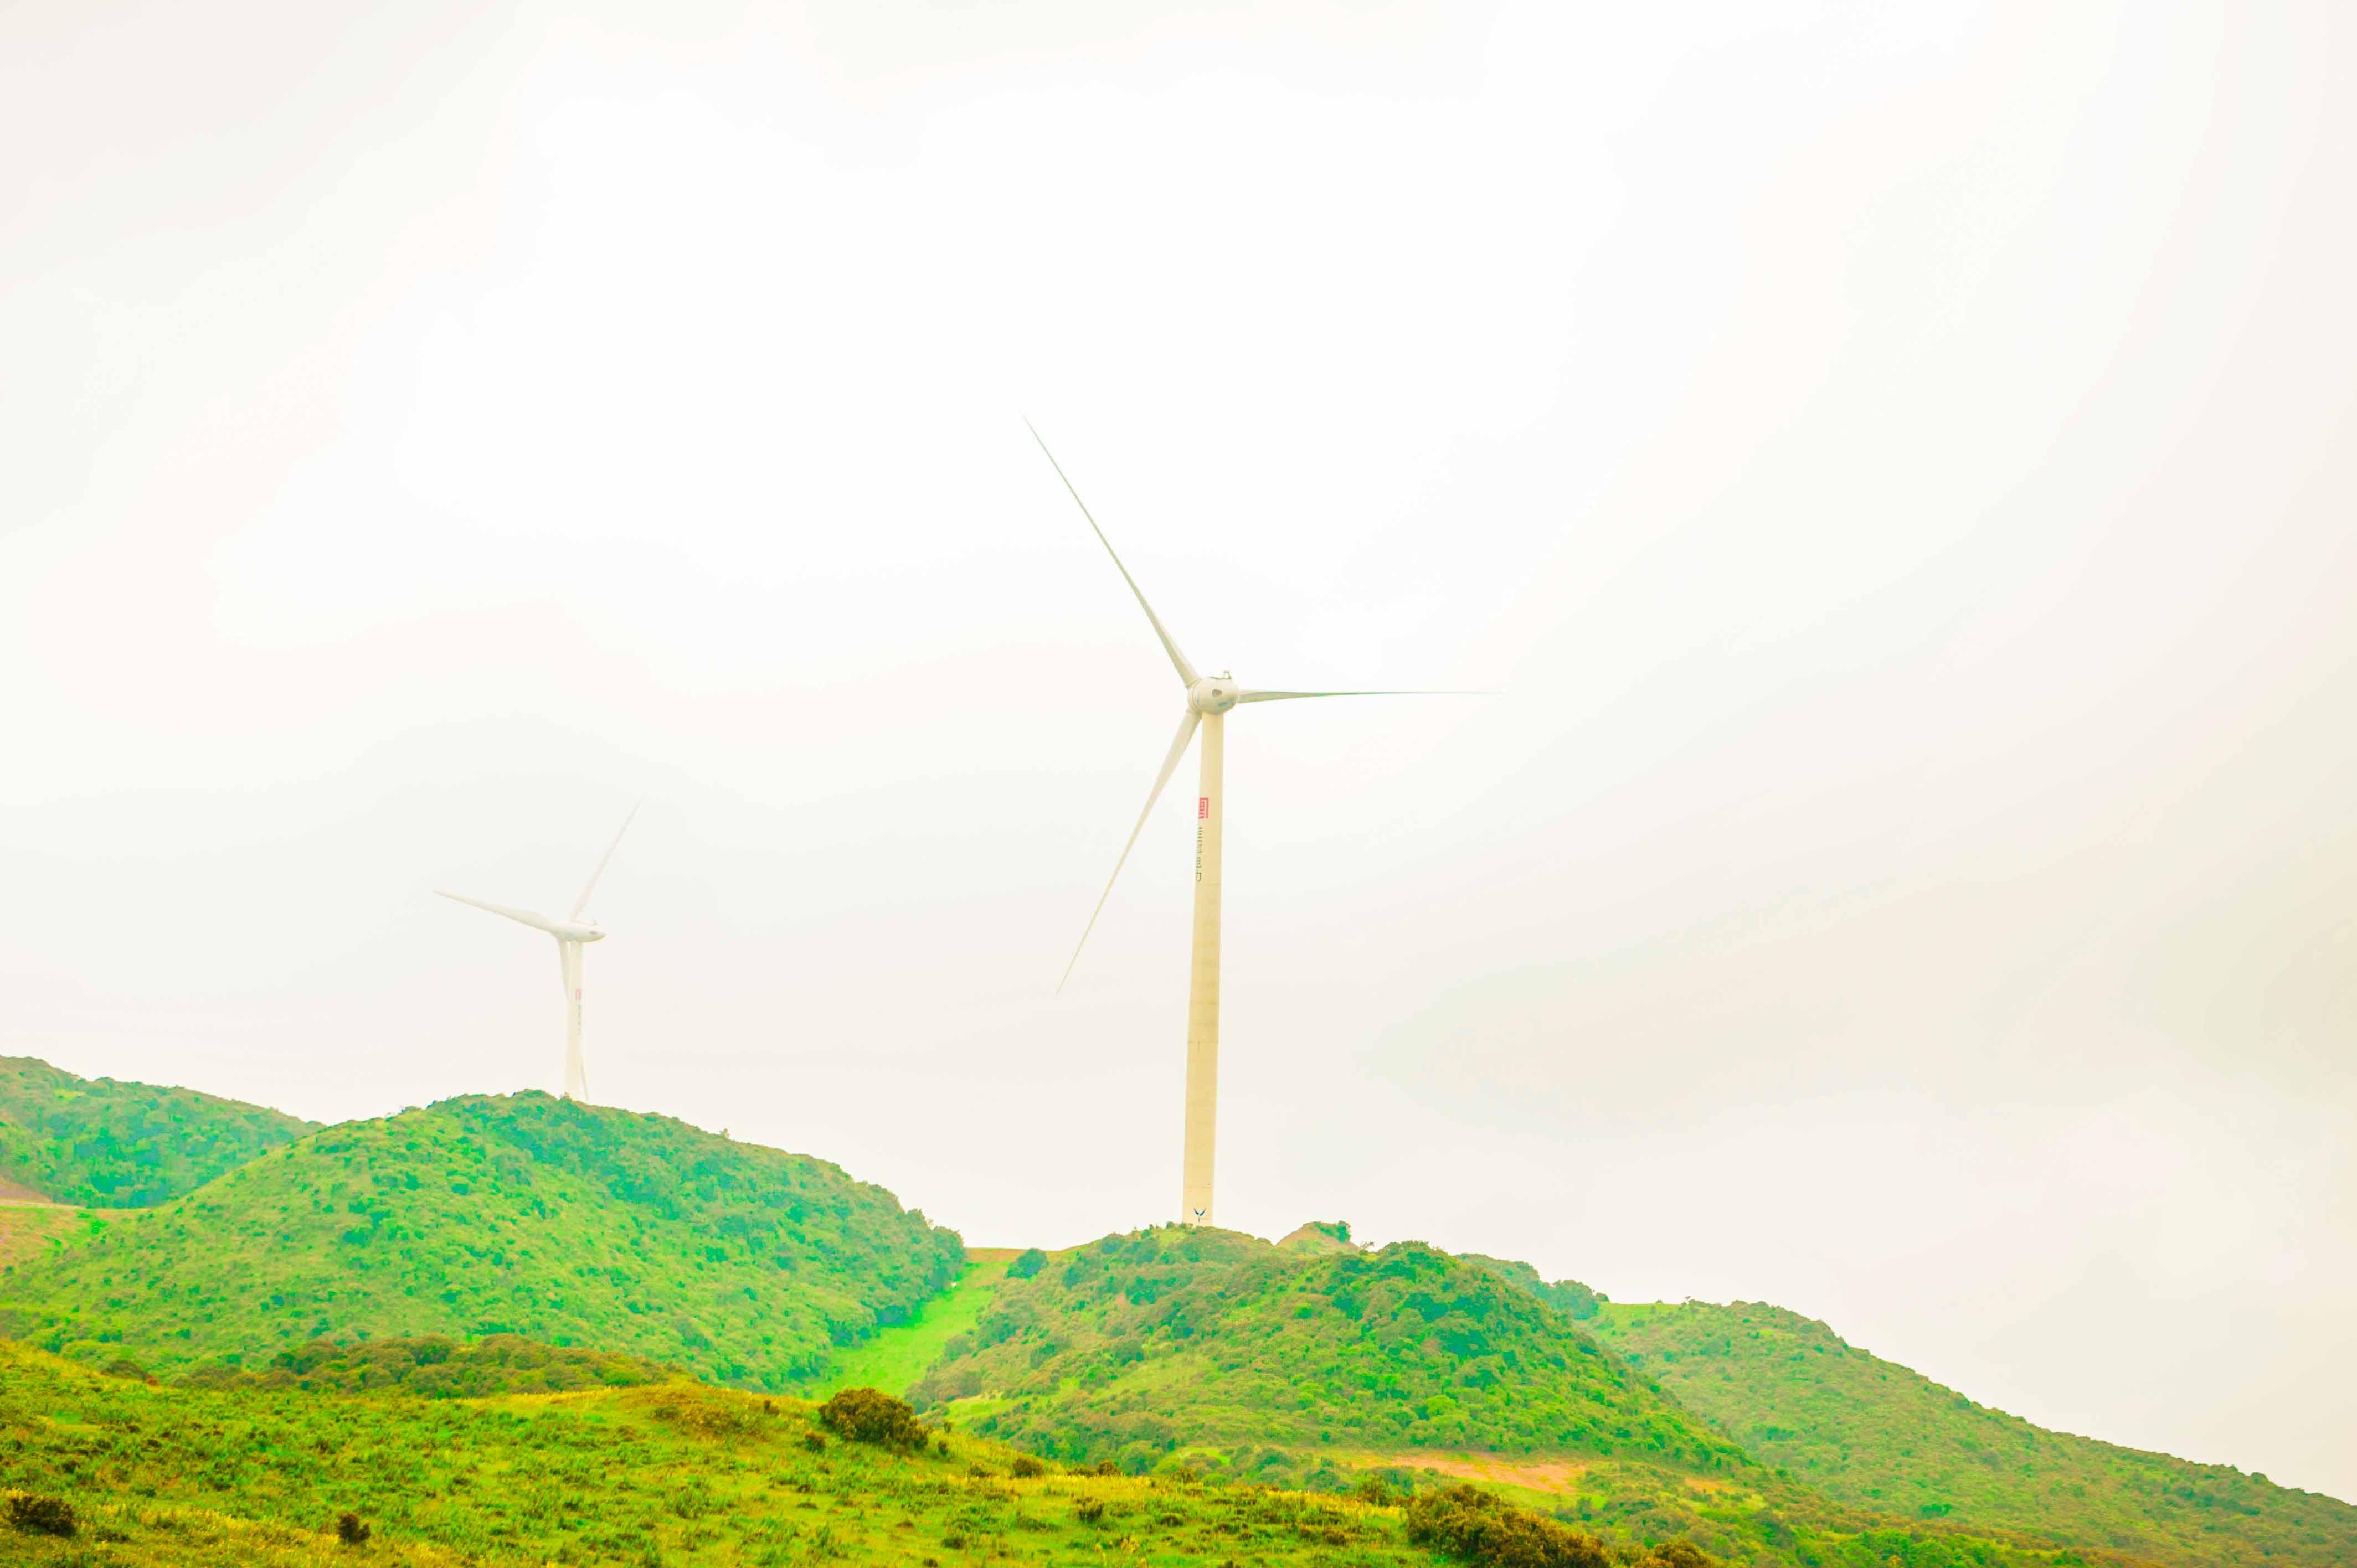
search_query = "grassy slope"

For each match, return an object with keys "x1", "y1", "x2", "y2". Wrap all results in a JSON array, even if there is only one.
[
  {"x1": 814, "y1": 1256, "x2": 1013, "y2": 1399},
  {"x1": 0, "y1": 1203, "x2": 96, "y2": 1270},
  {"x1": 899, "y1": 1228, "x2": 2104, "y2": 1568},
  {"x1": 0, "y1": 1056, "x2": 318, "y2": 1208},
  {"x1": 0, "y1": 1338, "x2": 1464, "y2": 1568},
  {"x1": 1, "y1": 1092, "x2": 962, "y2": 1391},
  {"x1": 1584, "y1": 1300, "x2": 2357, "y2": 1568}
]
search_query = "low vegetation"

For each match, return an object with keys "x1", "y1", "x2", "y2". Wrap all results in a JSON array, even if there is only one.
[
  {"x1": 177, "y1": 1332, "x2": 677, "y2": 1396},
  {"x1": 0, "y1": 1056, "x2": 317, "y2": 1208},
  {"x1": 0, "y1": 1338, "x2": 1525, "y2": 1566},
  {"x1": 0, "y1": 1092, "x2": 963, "y2": 1390}
]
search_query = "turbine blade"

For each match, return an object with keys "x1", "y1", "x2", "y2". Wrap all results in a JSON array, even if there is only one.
[
  {"x1": 570, "y1": 800, "x2": 641, "y2": 920},
  {"x1": 1026, "y1": 420, "x2": 1199, "y2": 687},
  {"x1": 1233, "y1": 688, "x2": 1496, "y2": 703},
  {"x1": 1058, "y1": 708, "x2": 1202, "y2": 992},
  {"x1": 438, "y1": 890, "x2": 559, "y2": 934}
]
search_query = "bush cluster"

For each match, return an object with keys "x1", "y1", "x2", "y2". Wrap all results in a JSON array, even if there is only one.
[
  {"x1": 1403, "y1": 1484, "x2": 1614, "y2": 1568},
  {"x1": 818, "y1": 1386, "x2": 931, "y2": 1451},
  {"x1": 6, "y1": 1492, "x2": 78, "y2": 1538}
]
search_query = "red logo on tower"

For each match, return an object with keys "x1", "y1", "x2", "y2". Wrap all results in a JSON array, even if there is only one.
[{"x1": 1198, "y1": 797, "x2": 1209, "y2": 819}]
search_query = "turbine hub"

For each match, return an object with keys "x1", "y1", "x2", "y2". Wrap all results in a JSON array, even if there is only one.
[{"x1": 1187, "y1": 676, "x2": 1239, "y2": 714}]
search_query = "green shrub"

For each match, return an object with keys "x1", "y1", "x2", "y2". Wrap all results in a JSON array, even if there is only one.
[
  {"x1": 1074, "y1": 1498, "x2": 1105, "y2": 1524},
  {"x1": 1404, "y1": 1484, "x2": 1613, "y2": 1568},
  {"x1": 6, "y1": 1492, "x2": 78, "y2": 1537},
  {"x1": 1634, "y1": 1544, "x2": 1716, "y2": 1568},
  {"x1": 818, "y1": 1386, "x2": 929, "y2": 1451},
  {"x1": 1010, "y1": 1454, "x2": 1045, "y2": 1478},
  {"x1": 1007, "y1": 1247, "x2": 1048, "y2": 1280}
]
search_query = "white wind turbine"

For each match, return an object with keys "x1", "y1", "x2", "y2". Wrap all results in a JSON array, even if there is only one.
[
  {"x1": 1036, "y1": 425, "x2": 1480, "y2": 1228},
  {"x1": 438, "y1": 803, "x2": 639, "y2": 1101}
]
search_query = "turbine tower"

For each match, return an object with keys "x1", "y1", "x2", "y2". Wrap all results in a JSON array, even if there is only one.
[
  {"x1": 1037, "y1": 425, "x2": 1475, "y2": 1228},
  {"x1": 439, "y1": 803, "x2": 639, "y2": 1101}
]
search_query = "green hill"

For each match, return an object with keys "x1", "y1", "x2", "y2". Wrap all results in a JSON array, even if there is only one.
[
  {"x1": 0, "y1": 1055, "x2": 318, "y2": 1208},
  {"x1": 1582, "y1": 1299, "x2": 2357, "y2": 1568},
  {"x1": 0, "y1": 1336, "x2": 1727, "y2": 1568},
  {"x1": 897, "y1": 1227, "x2": 2102, "y2": 1567},
  {"x1": 0, "y1": 1092, "x2": 963, "y2": 1390},
  {"x1": 907, "y1": 1226, "x2": 1735, "y2": 1473}
]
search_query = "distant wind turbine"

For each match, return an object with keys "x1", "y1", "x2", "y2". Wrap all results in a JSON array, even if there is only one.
[
  {"x1": 439, "y1": 803, "x2": 639, "y2": 1101},
  {"x1": 1035, "y1": 424, "x2": 1483, "y2": 1228}
]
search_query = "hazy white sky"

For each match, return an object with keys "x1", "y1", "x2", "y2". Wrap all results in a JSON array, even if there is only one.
[{"x1": 5, "y1": 0, "x2": 2353, "y2": 1502}]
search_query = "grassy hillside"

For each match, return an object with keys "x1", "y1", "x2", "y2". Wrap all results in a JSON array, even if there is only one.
[
  {"x1": 812, "y1": 1255, "x2": 1015, "y2": 1400},
  {"x1": 0, "y1": 1056, "x2": 317, "y2": 1208},
  {"x1": 0, "y1": 1337, "x2": 1627, "y2": 1568},
  {"x1": 1584, "y1": 1300, "x2": 2357, "y2": 1568},
  {"x1": 1, "y1": 1092, "x2": 962, "y2": 1390},
  {"x1": 0, "y1": 1203, "x2": 94, "y2": 1271},
  {"x1": 897, "y1": 1227, "x2": 2109, "y2": 1567}
]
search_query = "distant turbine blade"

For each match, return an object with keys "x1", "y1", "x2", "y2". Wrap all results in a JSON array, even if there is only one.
[
  {"x1": 1059, "y1": 708, "x2": 1202, "y2": 992},
  {"x1": 1026, "y1": 420, "x2": 1200, "y2": 687},
  {"x1": 1233, "y1": 688, "x2": 1496, "y2": 703},
  {"x1": 570, "y1": 800, "x2": 641, "y2": 920},
  {"x1": 438, "y1": 890, "x2": 559, "y2": 933}
]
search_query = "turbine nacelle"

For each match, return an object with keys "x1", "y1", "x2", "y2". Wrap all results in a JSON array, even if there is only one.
[
  {"x1": 551, "y1": 920, "x2": 604, "y2": 943},
  {"x1": 1187, "y1": 675, "x2": 1240, "y2": 714}
]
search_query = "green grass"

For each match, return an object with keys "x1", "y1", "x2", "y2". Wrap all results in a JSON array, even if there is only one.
[
  {"x1": 1, "y1": 1092, "x2": 963, "y2": 1391},
  {"x1": 1583, "y1": 1299, "x2": 2357, "y2": 1568},
  {"x1": 0, "y1": 1055, "x2": 317, "y2": 1208},
  {"x1": 0, "y1": 1338, "x2": 1480, "y2": 1567},
  {"x1": 0, "y1": 1203, "x2": 97, "y2": 1271},
  {"x1": 814, "y1": 1256, "x2": 1012, "y2": 1398}
]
